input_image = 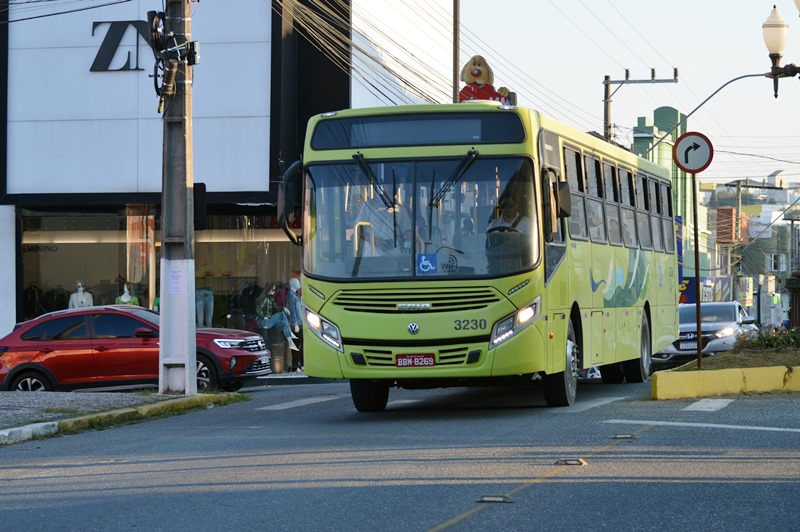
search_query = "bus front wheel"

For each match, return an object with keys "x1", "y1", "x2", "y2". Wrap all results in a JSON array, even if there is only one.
[
  {"x1": 544, "y1": 318, "x2": 579, "y2": 406},
  {"x1": 623, "y1": 313, "x2": 651, "y2": 383},
  {"x1": 350, "y1": 379, "x2": 390, "y2": 412}
]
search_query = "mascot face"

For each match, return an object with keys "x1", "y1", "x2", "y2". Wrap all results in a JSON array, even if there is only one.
[{"x1": 460, "y1": 55, "x2": 494, "y2": 87}]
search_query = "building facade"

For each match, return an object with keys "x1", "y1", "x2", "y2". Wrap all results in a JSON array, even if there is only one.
[{"x1": 1, "y1": 1, "x2": 350, "y2": 335}]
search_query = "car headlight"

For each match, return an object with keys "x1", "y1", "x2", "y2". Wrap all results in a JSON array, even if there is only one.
[
  {"x1": 213, "y1": 338, "x2": 244, "y2": 349},
  {"x1": 305, "y1": 308, "x2": 343, "y2": 352},
  {"x1": 490, "y1": 297, "x2": 541, "y2": 347},
  {"x1": 715, "y1": 326, "x2": 736, "y2": 338}
]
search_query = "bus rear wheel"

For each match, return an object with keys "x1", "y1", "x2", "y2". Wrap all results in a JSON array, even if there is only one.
[
  {"x1": 544, "y1": 318, "x2": 579, "y2": 406},
  {"x1": 623, "y1": 313, "x2": 651, "y2": 383},
  {"x1": 350, "y1": 379, "x2": 390, "y2": 412}
]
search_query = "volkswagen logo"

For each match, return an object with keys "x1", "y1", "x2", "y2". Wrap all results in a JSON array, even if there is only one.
[{"x1": 408, "y1": 322, "x2": 420, "y2": 335}]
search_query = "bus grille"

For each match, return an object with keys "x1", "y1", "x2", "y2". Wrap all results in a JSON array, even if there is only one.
[
  {"x1": 362, "y1": 346, "x2": 471, "y2": 366},
  {"x1": 331, "y1": 287, "x2": 501, "y2": 313}
]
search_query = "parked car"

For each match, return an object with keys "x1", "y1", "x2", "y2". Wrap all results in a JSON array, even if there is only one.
[
  {"x1": 653, "y1": 301, "x2": 757, "y2": 370},
  {"x1": 0, "y1": 305, "x2": 271, "y2": 392}
]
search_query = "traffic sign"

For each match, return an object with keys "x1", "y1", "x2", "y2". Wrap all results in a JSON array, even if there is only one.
[{"x1": 673, "y1": 132, "x2": 713, "y2": 174}]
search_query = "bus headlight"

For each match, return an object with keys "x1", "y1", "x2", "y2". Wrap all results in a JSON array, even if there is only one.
[
  {"x1": 490, "y1": 297, "x2": 541, "y2": 347},
  {"x1": 305, "y1": 308, "x2": 343, "y2": 352}
]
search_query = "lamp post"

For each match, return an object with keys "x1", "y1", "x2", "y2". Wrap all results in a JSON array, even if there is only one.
[{"x1": 763, "y1": 3, "x2": 800, "y2": 326}]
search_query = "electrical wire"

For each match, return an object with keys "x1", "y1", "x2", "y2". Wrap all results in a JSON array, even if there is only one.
[{"x1": 4, "y1": 0, "x2": 131, "y2": 22}]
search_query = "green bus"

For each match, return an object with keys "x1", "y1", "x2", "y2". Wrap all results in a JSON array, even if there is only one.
[{"x1": 279, "y1": 101, "x2": 677, "y2": 412}]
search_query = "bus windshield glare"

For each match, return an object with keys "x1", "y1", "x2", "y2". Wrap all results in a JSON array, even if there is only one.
[{"x1": 304, "y1": 156, "x2": 539, "y2": 280}]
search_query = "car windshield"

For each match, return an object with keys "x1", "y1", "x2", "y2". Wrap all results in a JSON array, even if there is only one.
[
  {"x1": 303, "y1": 156, "x2": 539, "y2": 280},
  {"x1": 679, "y1": 304, "x2": 737, "y2": 323}
]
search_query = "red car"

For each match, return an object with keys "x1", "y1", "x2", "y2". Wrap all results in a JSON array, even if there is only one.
[{"x1": 0, "y1": 305, "x2": 271, "y2": 392}]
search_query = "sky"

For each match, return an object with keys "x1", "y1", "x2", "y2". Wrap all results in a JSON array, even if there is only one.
[
  {"x1": 352, "y1": 0, "x2": 800, "y2": 185},
  {"x1": 6, "y1": 0, "x2": 797, "y2": 186}
]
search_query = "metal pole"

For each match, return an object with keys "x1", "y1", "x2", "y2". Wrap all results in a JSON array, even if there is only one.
[
  {"x1": 452, "y1": 0, "x2": 459, "y2": 103},
  {"x1": 645, "y1": 73, "x2": 765, "y2": 157},
  {"x1": 603, "y1": 75, "x2": 611, "y2": 141},
  {"x1": 159, "y1": 0, "x2": 197, "y2": 395},
  {"x1": 692, "y1": 171, "x2": 702, "y2": 369}
]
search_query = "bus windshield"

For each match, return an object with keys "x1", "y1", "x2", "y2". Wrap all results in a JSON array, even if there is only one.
[{"x1": 304, "y1": 156, "x2": 539, "y2": 280}]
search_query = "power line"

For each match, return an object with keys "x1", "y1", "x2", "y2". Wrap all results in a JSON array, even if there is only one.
[{"x1": 4, "y1": 0, "x2": 131, "y2": 23}]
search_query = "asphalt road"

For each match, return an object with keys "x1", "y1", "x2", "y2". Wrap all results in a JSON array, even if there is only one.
[{"x1": 2, "y1": 380, "x2": 799, "y2": 531}]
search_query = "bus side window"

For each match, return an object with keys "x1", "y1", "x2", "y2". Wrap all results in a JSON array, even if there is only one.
[
  {"x1": 585, "y1": 155, "x2": 606, "y2": 243},
  {"x1": 603, "y1": 162, "x2": 622, "y2": 246},
  {"x1": 661, "y1": 182, "x2": 675, "y2": 253},
  {"x1": 619, "y1": 167, "x2": 638, "y2": 248},
  {"x1": 650, "y1": 178, "x2": 664, "y2": 252},
  {"x1": 564, "y1": 147, "x2": 587, "y2": 240},
  {"x1": 635, "y1": 173, "x2": 652, "y2": 250}
]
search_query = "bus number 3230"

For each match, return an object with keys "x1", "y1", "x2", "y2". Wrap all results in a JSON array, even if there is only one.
[{"x1": 454, "y1": 319, "x2": 487, "y2": 330}]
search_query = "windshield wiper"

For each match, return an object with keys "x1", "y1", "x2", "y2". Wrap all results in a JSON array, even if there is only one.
[
  {"x1": 429, "y1": 150, "x2": 478, "y2": 207},
  {"x1": 353, "y1": 153, "x2": 394, "y2": 209}
]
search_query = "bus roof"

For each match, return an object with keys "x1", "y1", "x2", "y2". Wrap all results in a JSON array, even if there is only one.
[{"x1": 305, "y1": 102, "x2": 669, "y2": 178}]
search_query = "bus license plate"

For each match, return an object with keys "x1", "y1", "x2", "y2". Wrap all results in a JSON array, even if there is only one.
[
  {"x1": 680, "y1": 341, "x2": 698, "y2": 350},
  {"x1": 396, "y1": 354, "x2": 435, "y2": 367}
]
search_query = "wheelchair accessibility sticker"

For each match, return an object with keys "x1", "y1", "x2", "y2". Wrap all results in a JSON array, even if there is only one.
[{"x1": 417, "y1": 253, "x2": 437, "y2": 274}]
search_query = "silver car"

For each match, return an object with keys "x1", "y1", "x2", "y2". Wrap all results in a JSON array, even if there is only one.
[{"x1": 653, "y1": 302, "x2": 757, "y2": 370}]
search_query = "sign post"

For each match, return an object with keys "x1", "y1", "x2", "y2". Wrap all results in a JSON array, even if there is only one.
[{"x1": 673, "y1": 132, "x2": 714, "y2": 369}]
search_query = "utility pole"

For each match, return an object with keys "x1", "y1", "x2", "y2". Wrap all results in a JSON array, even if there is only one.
[
  {"x1": 452, "y1": 0, "x2": 459, "y2": 103},
  {"x1": 723, "y1": 179, "x2": 784, "y2": 316},
  {"x1": 603, "y1": 68, "x2": 678, "y2": 142},
  {"x1": 148, "y1": 1, "x2": 200, "y2": 394}
]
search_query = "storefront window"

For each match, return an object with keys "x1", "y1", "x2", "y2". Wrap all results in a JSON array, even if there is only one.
[
  {"x1": 21, "y1": 207, "x2": 156, "y2": 320},
  {"x1": 196, "y1": 215, "x2": 301, "y2": 331},
  {"x1": 20, "y1": 210, "x2": 301, "y2": 329}
]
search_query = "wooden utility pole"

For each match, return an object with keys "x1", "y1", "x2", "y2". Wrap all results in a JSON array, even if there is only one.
[{"x1": 157, "y1": 0, "x2": 197, "y2": 394}]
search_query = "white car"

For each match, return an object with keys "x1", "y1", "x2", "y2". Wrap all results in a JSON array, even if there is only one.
[{"x1": 653, "y1": 302, "x2": 757, "y2": 370}]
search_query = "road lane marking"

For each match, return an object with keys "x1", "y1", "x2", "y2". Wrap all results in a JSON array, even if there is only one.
[
  {"x1": 683, "y1": 398, "x2": 734, "y2": 411},
  {"x1": 604, "y1": 419, "x2": 800, "y2": 433},
  {"x1": 559, "y1": 397, "x2": 627, "y2": 412},
  {"x1": 256, "y1": 395, "x2": 347, "y2": 411}
]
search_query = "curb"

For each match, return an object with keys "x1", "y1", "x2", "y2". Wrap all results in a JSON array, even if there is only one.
[
  {"x1": 0, "y1": 393, "x2": 241, "y2": 446},
  {"x1": 652, "y1": 365, "x2": 800, "y2": 399},
  {"x1": 0, "y1": 422, "x2": 59, "y2": 446}
]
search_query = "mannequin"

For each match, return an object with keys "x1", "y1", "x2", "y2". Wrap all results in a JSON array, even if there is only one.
[
  {"x1": 256, "y1": 284, "x2": 299, "y2": 351},
  {"x1": 115, "y1": 284, "x2": 140, "y2": 306},
  {"x1": 68, "y1": 280, "x2": 93, "y2": 309},
  {"x1": 287, "y1": 278, "x2": 302, "y2": 333},
  {"x1": 286, "y1": 277, "x2": 303, "y2": 372}
]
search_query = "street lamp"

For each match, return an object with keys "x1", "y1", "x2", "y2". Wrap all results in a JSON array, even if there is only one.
[
  {"x1": 763, "y1": 3, "x2": 800, "y2": 97},
  {"x1": 764, "y1": 3, "x2": 800, "y2": 327}
]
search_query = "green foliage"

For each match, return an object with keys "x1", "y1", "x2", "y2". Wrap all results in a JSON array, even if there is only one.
[{"x1": 735, "y1": 327, "x2": 800, "y2": 350}]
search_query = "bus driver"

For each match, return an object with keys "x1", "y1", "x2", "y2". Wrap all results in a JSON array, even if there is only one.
[{"x1": 488, "y1": 196, "x2": 531, "y2": 233}]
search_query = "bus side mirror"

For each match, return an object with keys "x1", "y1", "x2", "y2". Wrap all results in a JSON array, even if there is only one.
[
  {"x1": 278, "y1": 160, "x2": 303, "y2": 246},
  {"x1": 556, "y1": 181, "x2": 571, "y2": 218}
]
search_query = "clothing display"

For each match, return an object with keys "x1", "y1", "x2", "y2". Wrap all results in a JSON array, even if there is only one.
[
  {"x1": 115, "y1": 284, "x2": 140, "y2": 306},
  {"x1": 196, "y1": 287, "x2": 214, "y2": 327},
  {"x1": 69, "y1": 285, "x2": 93, "y2": 308},
  {"x1": 255, "y1": 287, "x2": 298, "y2": 350},
  {"x1": 287, "y1": 278, "x2": 302, "y2": 331}
]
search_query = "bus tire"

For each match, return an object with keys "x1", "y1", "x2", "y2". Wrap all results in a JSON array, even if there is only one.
[
  {"x1": 544, "y1": 317, "x2": 579, "y2": 407},
  {"x1": 350, "y1": 379, "x2": 389, "y2": 412},
  {"x1": 623, "y1": 313, "x2": 651, "y2": 383},
  {"x1": 599, "y1": 363, "x2": 625, "y2": 384}
]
